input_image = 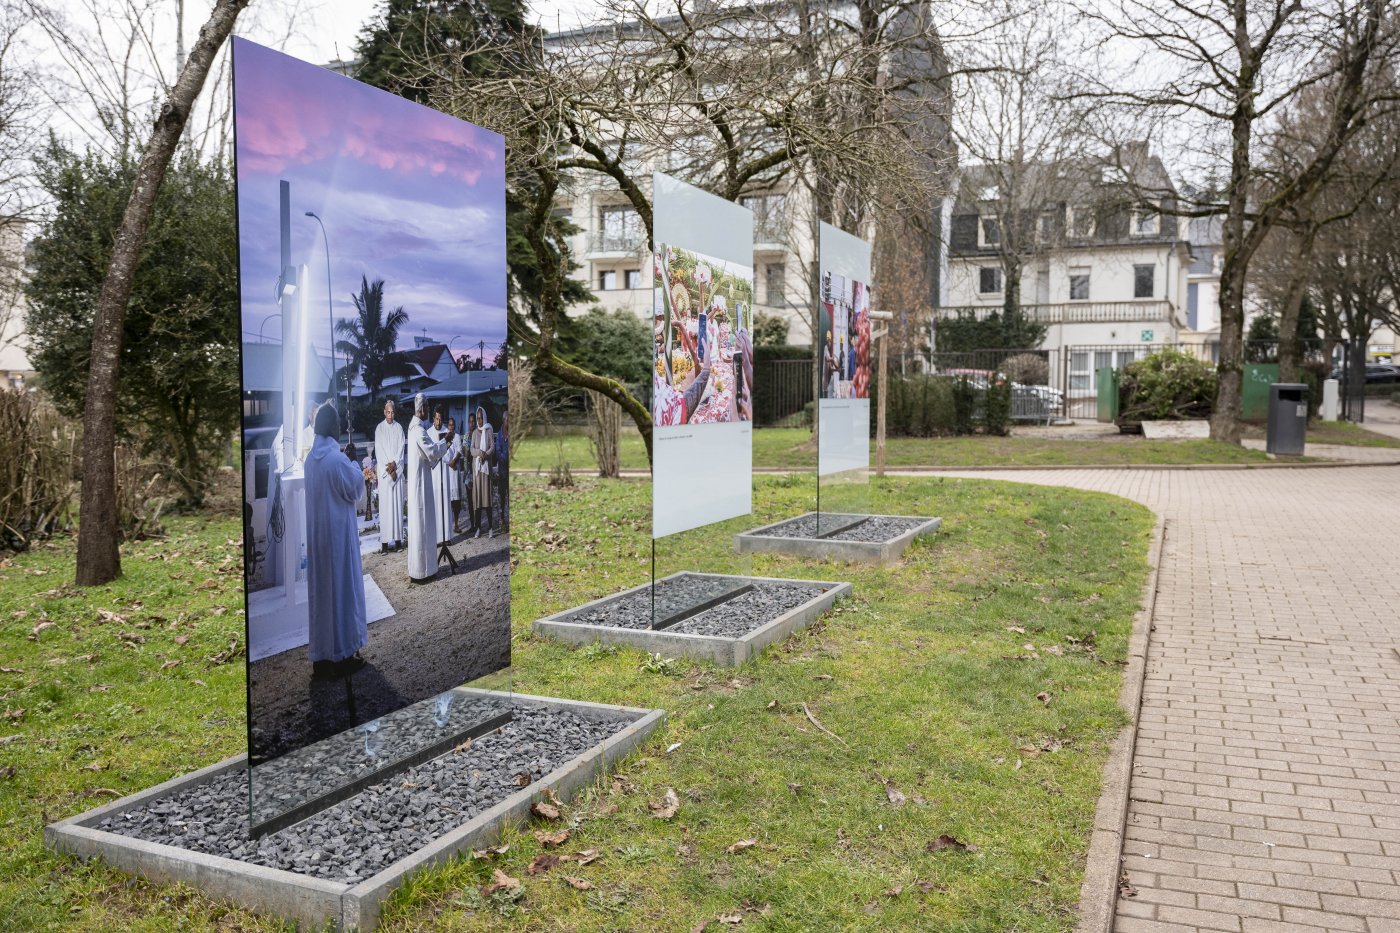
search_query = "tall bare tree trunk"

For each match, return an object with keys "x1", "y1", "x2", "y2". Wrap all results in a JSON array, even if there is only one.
[
  {"x1": 76, "y1": 0, "x2": 250, "y2": 586},
  {"x1": 1277, "y1": 228, "x2": 1317, "y2": 383}
]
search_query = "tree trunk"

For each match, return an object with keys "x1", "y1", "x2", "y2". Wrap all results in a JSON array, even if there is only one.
[
  {"x1": 1211, "y1": 264, "x2": 1246, "y2": 442},
  {"x1": 1277, "y1": 228, "x2": 1316, "y2": 383},
  {"x1": 76, "y1": 0, "x2": 249, "y2": 586}
]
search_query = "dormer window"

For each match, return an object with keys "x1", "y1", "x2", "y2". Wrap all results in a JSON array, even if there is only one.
[
  {"x1": 1132, "y1": 205, "x2": 1160, "y2": 236},
  {"x1": 979, "y1": 216, "x2": 1001, "y2": 248},
  {"x1": 1069, "y1": 205, "x2": 1096, "y2": 239}
]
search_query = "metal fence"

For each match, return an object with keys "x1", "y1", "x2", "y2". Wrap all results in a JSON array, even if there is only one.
[{"x1": 753, "y1": 358, "x2": 814, "y2": 426}]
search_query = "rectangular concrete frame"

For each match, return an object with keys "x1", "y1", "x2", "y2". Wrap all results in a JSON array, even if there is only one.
[
  {"x1": 533, "y1": 571, "x2": 852, "y2": 666},
  {"x1": 734, "y1": 512, "x2": 942, "y2": 565},
  {"x1": 44, "y1": 690, "x2": 666, "y2": 931}
]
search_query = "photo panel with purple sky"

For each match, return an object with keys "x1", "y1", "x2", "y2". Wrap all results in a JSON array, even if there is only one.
[{"x1": 232, "y1": 37, "x2": 511, "y2": 833}]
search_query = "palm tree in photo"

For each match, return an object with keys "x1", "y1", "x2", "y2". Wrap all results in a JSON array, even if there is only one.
[{"x1": 336, "y1": 276, "x2": 411, "y2": 408}]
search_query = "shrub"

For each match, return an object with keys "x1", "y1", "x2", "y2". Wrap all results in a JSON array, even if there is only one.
[
  {"x1": 0, "y1": 391, "x2": 78, "y2": 551},
  {"x1": 1118, "y1": 348, "x2": 1217, "y2": 421},
  {"x1": 982, "y1": 377, "x2": 1011, "y2": 436},
  {"x1": 1002, "y1": 352, "x2": 1049, "y2": 386},
  {"x1": 952, "y1": 375, "x2": 977, "y2": 434}
]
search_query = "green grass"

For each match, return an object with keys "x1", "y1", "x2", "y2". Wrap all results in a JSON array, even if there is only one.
[
  {"x1": 516, "y1": 426, "x2": 1273, "y2": 471},
  {"x1": 1262, "y1": 419, "x2": 1400, "y2": 449},
  {"x1": 0, "y1": 474, "x2": 1154, "y2": 932}
]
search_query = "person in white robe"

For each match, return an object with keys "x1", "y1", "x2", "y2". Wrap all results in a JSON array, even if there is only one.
[
  {"x1": 406, "y1": 393, "x2": 448, "y2": 581},
  {"x1": 428, "y1": 406, "x2": 458, "y2": 545},
  {"x1": 469, "y1": 405, "x2": 495, "y2": 538},
  {"x1": 374, "y1": 400, "x2": 407, "y2": 552},
  {"x1": 446, "y1": 416, "x2": 465, "y2": 534},
  {"x1": 303, "y1": 404, "x2": 368, "y2": 675}
]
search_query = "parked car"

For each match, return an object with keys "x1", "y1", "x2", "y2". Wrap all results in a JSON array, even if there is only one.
[{"x1": 1330, "y1": 364, "x2": 1398, "y2": 384}]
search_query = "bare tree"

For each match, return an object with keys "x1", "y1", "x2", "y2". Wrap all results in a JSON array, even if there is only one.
[
  {"x1": 0, "y1": 0, "x2": 45, "y2": 356},
  {"x1": 1075, "y1": 0, "x2": 1395, "y2": 442},
  {"x1": 950, "y1": 0, "x2": 1094, "y2": 329},
  {"x1": 74, "y1": 0, "x2": 249, "y2": 586},
  {"x1": 427, "y1": 0, "x2": 956, "y2": 460}
]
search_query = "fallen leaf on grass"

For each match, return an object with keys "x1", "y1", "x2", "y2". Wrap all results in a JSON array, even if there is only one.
[
  {"x1": 787, "y1": 783, "x2": 802, "y2": 795},
  {"x1": 470, "y1": 844, "x2": 509, "y2": 859},
  {"x1": 765, "y1": 699, "x2": 778, "y2": 710},
  {"x1": 877, "y1": 775, "x2": 906, "y2": 807},
  {"x1": 4, "y1": 709, "x2": 24, "y2": 721},
  {"x1": 718, "y1": 913, "x2": 744, "y2": 925},
  {"x1": 480, "y1": 868, "x2": 521, "y2": 895},
  {"x1": 534, "y1": 829, "x2": 570, "y2": 848},
  {"x1": 1035, "y1": 691, "x2": 1051, "y2": 706},
  {"x1": 0, "y1": 765, "x2": 14, "y2": 779},
  {"x1": 1006, "y1": 626, "x2": 1026, "y2": 634},
  {"x1": 571, "y1": 848, "x2": 600, "y2": 865},
  {"x1": 563, "y1": 876, "x2": 593, "y2": 890},
  {"x1": 80, "y1": 762, "x2": 107, "y2": 772},
  {"x1": 926, "y1": 834, "x2": 977, "y2": 853},
  {"x1": 159, "y1": 659, "x2": 181, "y2": 671},
  {"x1": 884, "y1": 885, "x2": 903, "y2": 897},
  {"x1": 88, "y1": 685, "x2": 112, "y2": 693},
  {"x1": 173, "y1": 636, "x2": 190, "y2": 647},
  {"x1": 526, "y1": 853, "x2": 561, "y2": 875},
  {"x1": 725, "y1": 838, "x2": 758, "y2": 855},
  {"x1": 649, "y1": 788, "x2": 680, "y2": 819},
  {"x1": 531, "y1": 801, "x2": 561, "y2": 821},
  {"x1": 0, "y1": 667, "x2": 24, "y2": 674},
  {"x1": 812, "y1": 674, "x2": 833, "y2": 681},
  {"x1": 31, "y1": 621, "x2": 54, "y2": 637}
]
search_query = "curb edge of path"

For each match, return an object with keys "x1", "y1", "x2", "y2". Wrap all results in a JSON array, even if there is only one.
[
  {"x1": 511, "y1": 459, "x2": 1400, "y2": 477},
  {"x1": 1073, "y1": 515, "x2": 1166, "y2": 933}
]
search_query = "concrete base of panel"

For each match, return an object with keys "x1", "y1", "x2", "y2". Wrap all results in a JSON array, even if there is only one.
[
  {"x1": 735, "y1": 512, "x2": 942, "y2": 565},
  {"x1": 45, "y1": 690, "x2": 666, "y2": 931}
]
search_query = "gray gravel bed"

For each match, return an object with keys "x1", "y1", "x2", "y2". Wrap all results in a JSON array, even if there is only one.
[
  {"x1": 100, "y1": 706, "x2": 630, "y2": 884},
  {"x1": 754, "y1": 513, "x2": 930, "y2": 542},
  {"x1": 249, "y1": 693, "x2": 514, "y2": 828},
  {"x1": 561, "y1": 574, "x2": 832, "y2": 638}
]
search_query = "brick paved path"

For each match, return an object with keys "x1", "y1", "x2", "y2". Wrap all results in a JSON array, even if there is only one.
[{"x1": 933, "y1": 466, "x2": 1400, "y2": 932}]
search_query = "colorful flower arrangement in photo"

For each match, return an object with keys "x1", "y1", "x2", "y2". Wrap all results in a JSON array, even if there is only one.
[{"x1": 652, "y1": 243, "x2": 756, "y2": 426}]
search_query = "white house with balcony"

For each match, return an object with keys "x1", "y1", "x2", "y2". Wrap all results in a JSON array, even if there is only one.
[{"x1": 942, "y1": 149, "x2": 1214, "y2": 399}]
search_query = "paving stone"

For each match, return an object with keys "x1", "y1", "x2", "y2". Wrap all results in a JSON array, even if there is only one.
[{"x1": 927, "y1": 465, "x2": 1400, "y2": 933}]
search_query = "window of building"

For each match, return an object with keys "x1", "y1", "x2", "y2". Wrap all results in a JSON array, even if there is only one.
[
  {"x1": 1132, "y1": 206, "x2": 1160, "y2": 236},
  {"x1": 624, "y1": 269, "x2": 642, "y2": 290},
  {"x1": 598, "y1": 269, "x2": 617, "y2": 290},
  {"x1": 979, "y1": 216, "x2": 1001, "y2": 248},
  {"x1": 765, "y1": 262, "x2": 786, "y2": 304},
  {"x1": 1133, "y1": 264, "x2": 1154, "y2": 298},
  {"x1": 1187, "y1": 282, "x2": 1199, "y2": 330},
  {"x1": 1037, "y1": 208, "x2": 1058, "y2": 241},
  {"x1": 741, "y1": 192, "x2": 787, "y2": 243},
  {"x1": 1069, "y1": 268, "x2": 1090, "y2": 301},
  {"x1": 978, "y1": 266, "x2": 1003, "y2": 295},
  {"x1": 1069, "y1": 205, "x2": 1096, "y2": 238},
  {"x1": 598, "y1": 206, "x2": 642, "y2": 251}
]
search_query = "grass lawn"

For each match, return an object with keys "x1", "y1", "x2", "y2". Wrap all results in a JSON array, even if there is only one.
[
  {"x1": 1241, "y1": 419, "x2": 1400, "y2": 449},
  {"x1": 0, "y1": 473, "x2": 1154, "y2": 932},
  {"x1": 515, "y1": 426, "x2": 1273, "y2": 472}
]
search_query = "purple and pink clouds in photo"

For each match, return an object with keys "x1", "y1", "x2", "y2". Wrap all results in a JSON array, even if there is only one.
[{"x1": 232, "y1": 37, "x2": 506, "y2": 357}]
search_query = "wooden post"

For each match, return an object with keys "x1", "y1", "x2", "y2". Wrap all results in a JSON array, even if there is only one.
[{"x1": 871, "y1": 310, "x2": 893, "y2": 477}]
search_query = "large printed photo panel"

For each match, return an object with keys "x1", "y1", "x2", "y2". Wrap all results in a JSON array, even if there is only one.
[
  {"x1": 232, "y1": 38, "x2": 511, "y2": 834},
  {"x1": 816, "y1": 223, "x2": 872, "y2": 525},
  {"x1": 649, "y1": 173, "x2": 755, "y2": 626}
]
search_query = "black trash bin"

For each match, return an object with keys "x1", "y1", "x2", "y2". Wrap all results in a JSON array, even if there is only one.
[{"x1": 1267, "y1": 383, "x2": 1308, "y2": 455}]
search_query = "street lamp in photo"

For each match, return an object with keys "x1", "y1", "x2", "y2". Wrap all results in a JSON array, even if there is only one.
[
  {"x1": 448, "y1": 335, "x2": 464, "y2": 371},
  {"x1": 305, "y1": 211, "x2": 349, "y2": 440}
]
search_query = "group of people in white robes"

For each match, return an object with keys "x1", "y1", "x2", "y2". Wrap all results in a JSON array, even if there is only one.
[{"x1": 368, "y1": 395, "x2": 504, "y2": 584}]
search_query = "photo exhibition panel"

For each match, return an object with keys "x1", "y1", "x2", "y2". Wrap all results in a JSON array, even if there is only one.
[
  {"x1": 232, "y1": 38, "x2": 511, "y2": 835},
  {"x1": 650, "y1": 172, "x2": 755, "y2": 626},
  {"x1": 816, "y1": 222, "x2": 872, "y2": 530}
]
